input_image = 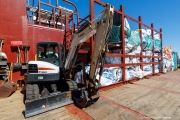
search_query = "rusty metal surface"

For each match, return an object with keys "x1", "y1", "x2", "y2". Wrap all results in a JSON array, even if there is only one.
[{"x1": 0, "y1": 82, "x2": 17, "y2": 98}]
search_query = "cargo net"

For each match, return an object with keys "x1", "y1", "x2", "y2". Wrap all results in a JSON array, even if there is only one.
[
  {"x1": 127, "y1": 29, "x2": 141, "y2": 47},
  {"x1": 108, "y1": 25, "x2": 121, "y2": 43},
  {"x1": 143, "y1": 36, "x2": 153, "y2": 50},
  {"x1": 154, "y1": 39, "x2": 162, "y2": 51}
]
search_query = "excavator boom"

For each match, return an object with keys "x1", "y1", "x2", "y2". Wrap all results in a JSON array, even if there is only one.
[
  {"x1": 89, "y1": 4, "x2": 114, "y2": 86},
  {"x1": 64, "y1": 4, "x2": 114, "y2": 81},
  {"x1": 70, "y1": 4, "x2": 114, "y2": 107}
]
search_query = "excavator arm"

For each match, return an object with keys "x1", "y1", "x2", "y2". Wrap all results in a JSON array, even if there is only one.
[
  {"x1": 83, "y1": 4, "x2": 114, "y2": 106},
  {"x1": 64, "y1": 22, "x2": 97, "y2": 78},
  {"x1": 89, "y1": 4, "x2": 114, "y2": 87},
  {"x1": 64, "y1": 4, "x2": 114, "y2": 107},
  {"x1": 64, "y1": 4, "x2": 114, "y2": 81}
]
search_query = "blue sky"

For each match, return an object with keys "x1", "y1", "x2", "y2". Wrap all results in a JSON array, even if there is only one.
[{"x1": 41, "y1": 0, "x2": 180, "y2": 53}]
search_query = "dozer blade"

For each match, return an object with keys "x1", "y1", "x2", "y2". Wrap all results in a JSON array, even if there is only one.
[
  {"x1": 0, "y1": 82, "x2": 17, "y2": 98},
  {"x1": 25, "y1": 91, "x2": 73, "y2": 118}
]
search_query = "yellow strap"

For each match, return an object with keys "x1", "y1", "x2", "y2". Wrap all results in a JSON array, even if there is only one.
[
  {"x1": 35, "y1": 54, "x2": 37, "y2": 61},
  {"x1": 9, "y1": 62, "x2": 13, "y2": 81},
  {"x1": 135, "y1": 29, "x2": 142, "y2": 32}
]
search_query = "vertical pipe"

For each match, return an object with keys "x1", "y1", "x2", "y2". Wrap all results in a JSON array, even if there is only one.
[
  {"x1": 65, "y1": 16, "x2": 68, "y2": 51},
  {"x1": 74, "y1": 23, "x2": 76, "y2": 32},
  {"x1": 38, "y1": 0, "x2": 41, "y2": 25},
  {"x1": 53, "y1": 7, "x2": 55, "y2": 28},
  {"x1": 27, "y1": 0, "x2": 30, "y2": 6},
  {"x1": 160, "y1": 28, "x2": 163, "y2": 73},
  {"x1": 62, "y1": 0, "x2": 79, "y2": 30},
  {"x1": 56, "y1": 0, "x2": 58, "y2": 7},
  {"x1": 90, "y1": 0, "x2": 94, "y2": 56},
  {"x1": 120, "y1": 5, "x2": 125, "y2": 82},
  {"x1": 151, "y1": 23, "x2": 155, "y2": 75},
  {"x1": 139, "y1": 16, "x2": 143, "y2": 70},
  {"x1": 60, "y1": 9, "x2": 63, "y2": 29},
  {"x1": 32, "y1": 0, "x2": 33, "y2": 6},
  {"x1": 76, "y1": 13, "x2": 79, "y2": 30},
  {"x1": 72, "y1": 13, "x2": 74, "y2": 32},
  {"x1": 0, "y1": 39, "x2": 3, "y2": 52}
]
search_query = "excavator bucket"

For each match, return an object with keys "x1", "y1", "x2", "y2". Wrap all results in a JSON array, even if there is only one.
[
  {"x1": 73, "y1": 89, "x2": 100, "y2": 108},
  {"x1": 0, "y1": 81, "x2": 17, "y2": 98},
  {"x1": 73, "y1": 89, "x2": 89, "y2": 108},
  {"x1": 0, "y1": 62, "x2": 17, "y2": 98},
  {"x1": 25, "y1": 91, "x2": 73, "y2": 118}
]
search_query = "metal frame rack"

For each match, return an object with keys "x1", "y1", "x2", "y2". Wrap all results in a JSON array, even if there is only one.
[
  {"x1": 26, "y1": 0, "x2": 76, "y2": 29},
  {"x1": 89, "y1": 0, "x2": 163, "y2": 82}
]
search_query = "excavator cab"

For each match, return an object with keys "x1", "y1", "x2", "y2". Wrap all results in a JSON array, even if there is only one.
[{"x1": 37, "y1": 42, "x2": 62, "y2": 66}]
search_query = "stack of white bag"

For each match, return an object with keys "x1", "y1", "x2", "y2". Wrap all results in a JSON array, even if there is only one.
[
  {"x1": 143, "y1": 50, "x2": 153, "y2": 76},
  {"x1": 125, "y1": 45, "x2": 145, "y2": 80},
  {"x1": 74, "y1": 66, "x2": 122, "y2": 86},
  {"x1": 141, "y1": 29, "x2": 160, "y2": 41},
  {"x1": 105, "y1": 49, "x2": 121, "y2": 64},
  {"x1": 154, "y1": 53, "x2": 160, "y2": 73},
  {"x1": 163, "y1": 57, "x2": 174, "y2": 72},
  {"x1": 105, "y1": 18, "x2": 145, "y2": 82},
  {"x1": 141, "y1": 29, "x2": 161, "y2": 75},
  {"x1": 142, "y1": 52, "x2": 160, "y2": 76},
  {"x1": 162, "y1": 46, "x2": 174, "y2": 73}
]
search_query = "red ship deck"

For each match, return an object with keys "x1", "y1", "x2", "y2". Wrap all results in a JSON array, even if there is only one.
[{"x1": 0, "y1": 70, "x2": 180, "y2": 120}]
